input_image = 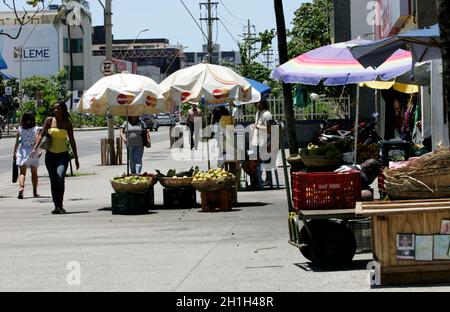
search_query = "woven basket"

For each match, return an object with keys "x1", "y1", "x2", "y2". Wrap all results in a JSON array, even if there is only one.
[
  {"x1": 159, "y1": 177, "x2": 193, "y2": 188},
  {"x1": 301, "y1": 155, "x2": 342, "y2": 168},
  {"x1": 110, "y1": 177, "x2": 155, "y2": 193},
  {"x1": 192, "y1": 176, "x2": 236, "y2": 192}
]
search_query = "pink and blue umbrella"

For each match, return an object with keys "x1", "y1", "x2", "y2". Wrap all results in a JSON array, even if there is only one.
[{"x1": 273, "y1": 39, "x2": 412, "y2": 86}]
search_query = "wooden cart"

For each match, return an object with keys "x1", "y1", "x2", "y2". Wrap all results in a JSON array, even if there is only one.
[
  {"x1": 279, "y1": 123, "x2": 371, "y2": 269},
  {"x1": 357, "y1": 199, "x2": 450, "y2": 286}
]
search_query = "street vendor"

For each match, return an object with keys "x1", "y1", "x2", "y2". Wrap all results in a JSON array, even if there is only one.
[{"x1": 335, "y1": 158, "x2": 382, "y2": 201}]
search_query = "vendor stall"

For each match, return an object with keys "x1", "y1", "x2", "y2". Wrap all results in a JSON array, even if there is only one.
[{"x1": 357, "y1": 199, "x2": 450, "y2": 286}]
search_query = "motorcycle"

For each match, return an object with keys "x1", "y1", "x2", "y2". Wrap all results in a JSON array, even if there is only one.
[
  {"x1": 357, "y1": 112, "x2": 382, "y2": 145},
  {"x1": 313, "y1": 112, "x2": 381, "y2": 145}
]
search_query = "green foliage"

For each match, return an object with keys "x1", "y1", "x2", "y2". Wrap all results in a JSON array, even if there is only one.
[
  {"x1": 16, "y1": 69, "x2": 71, "y2": 125},
  {"x1": 287, "y1": 0, "x2": 344, "y2": 98},
  {"x1": 288, "y1": 0, "x2": 333, "y2": 58},
  {"x1": 223, "y1": 29, "x2": 282, "y2": 98}
]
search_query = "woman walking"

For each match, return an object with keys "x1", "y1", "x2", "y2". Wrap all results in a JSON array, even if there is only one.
[
  {"x1": 13, "y1": 112, "x2": 41, "y2": 199},
  {"x1": 32, "y1": 102, "x2": 79, "y2": 215},
  {"x1": 120, "y1": 116, "x2": 149, "y2": 174}
]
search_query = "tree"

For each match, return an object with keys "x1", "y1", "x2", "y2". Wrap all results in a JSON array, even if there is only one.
[
  {"x1": 0, "y1": 0, "x2": 48, "y2": 39},
  {"x1": 54, "y1": 0, "x2": 90, "y2": 110},
  {"x1": 19, "y1": 69, "x2": 71, "y2": 124},
  {"x1": 437, "y1": 0, "x2": 450, "y2": 140},
  {"x1": 288, "y1": 0, "x2": 333, "y2": 58},
  {"x1": 274, "y1": 0, "x2": 298, "y2": 154},
  {"x1": 287, "y1": 0, "x2": 340, "y2": 99}
]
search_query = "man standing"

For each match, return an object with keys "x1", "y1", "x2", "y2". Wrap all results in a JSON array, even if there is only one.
[{"x1": 187, "y1": 101, "x2": 202, "y2": 150}]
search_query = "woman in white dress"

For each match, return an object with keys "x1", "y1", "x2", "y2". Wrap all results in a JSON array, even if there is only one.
[{"x1": 13, "y1": 112, "x2": 41, "y2": 199}]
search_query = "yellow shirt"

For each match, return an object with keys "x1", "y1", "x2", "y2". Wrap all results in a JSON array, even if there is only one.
[{"x1": 48, "y1": 128, "x2": 68, "y2": 153}]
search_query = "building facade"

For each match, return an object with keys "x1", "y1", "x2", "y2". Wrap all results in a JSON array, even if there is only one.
[
  {"x1": 91, "y1": 26, "x2": 185, "y2": 81},
  {"x1": 0, "y1": 5, "x2": 94, "y2": 92}
]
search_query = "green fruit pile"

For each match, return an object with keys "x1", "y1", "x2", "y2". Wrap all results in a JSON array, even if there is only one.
[
  {"x1": 300, "y1": 143, "x2": 342, "y2": 158},
  {"x1": 193, "y1": 168, "x2": 235, "y2": 184},
  {"x1": 112, "y1": 174, "x2": 151, "y2": 185}
]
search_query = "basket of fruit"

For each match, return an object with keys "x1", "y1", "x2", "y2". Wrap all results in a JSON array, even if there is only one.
[
  {"x1": 156, "y1": 167, "x2": 197, "y2": 188},
  {"x1": 300, "y1": 143, "x2": 343, "y2": 168},
  {"x1": 286, "y1": 153, "x2": 304, "y2": 165},
  {"x1": 111, "y1": 173, "x2": 157, "y2": 193},
  {"x1": 192, "y1": 168, "x2": 236, "y2": 192}
]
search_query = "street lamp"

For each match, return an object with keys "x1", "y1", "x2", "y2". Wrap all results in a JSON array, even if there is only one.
[
  {"x1": 310, "y1": 93, "x2": 319, "y2": 119},
  {"x1": 122, "y1": 28, "x2": 150, "y2": 60}
]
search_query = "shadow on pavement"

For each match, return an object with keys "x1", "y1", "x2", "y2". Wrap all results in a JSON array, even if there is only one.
[
  {"x1": 235, "y1": 202, "x2": 268, "y2": 208},
  {"x1": 294, "y1": 259, "x2": 372, "y2": 272}
]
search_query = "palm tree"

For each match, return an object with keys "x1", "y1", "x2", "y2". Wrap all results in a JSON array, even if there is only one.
[
  {"x1": 54, "y1": 0, "x2": 90, "y2": 110},
  {"x1": 274, "y1": 0, "x2": 298, "y2": 154},
  {"x1": 437, "y1": 0, "x2": 450, "y2": 139}
]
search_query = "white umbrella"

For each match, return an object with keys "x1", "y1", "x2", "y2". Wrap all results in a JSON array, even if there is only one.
[
  {"x1": 160, "y1": 63, "x2": 254, "y2": 169},
  {"x1": 160, "y1": 63, "x2": 253, "y2": 107},
  {"x1": 77, "y1": 73, "x2": 169, "y2": 116},
  {"x1": 76, "y1": 73, "x2": 168, "y2": 174}
]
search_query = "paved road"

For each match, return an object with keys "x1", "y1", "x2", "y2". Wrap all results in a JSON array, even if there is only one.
[
  {"x1": 0, "y1": 128, "x2": 449, "y2": 292},
  {"x1": 0, "y1": 127, "x2": 171, "y2": 174}
]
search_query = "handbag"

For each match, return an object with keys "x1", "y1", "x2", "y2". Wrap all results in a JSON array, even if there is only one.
[
  {"x1": 141, "y1": 122, "x2": 151, "y2": 148},
  {"x1": 12, "y1": 159, "x2": 18, "y2": 183},
  {"x1": 39, "y1": 133, "x2": 51, "y2": 150}
]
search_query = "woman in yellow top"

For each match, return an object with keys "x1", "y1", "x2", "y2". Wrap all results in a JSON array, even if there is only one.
[{"x1": 32, "y1": 102, "x2": 79, "y2": 215}]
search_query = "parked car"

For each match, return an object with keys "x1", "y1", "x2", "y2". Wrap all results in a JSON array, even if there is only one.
[
  {"x1": 155, "y1": 113, "x2": 176, "y2": 127},
  {"x1": 139, "y1": 114, "x2": 159, "y2": 131}
]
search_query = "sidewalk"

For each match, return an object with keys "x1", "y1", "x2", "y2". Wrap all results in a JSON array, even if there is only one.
[{"x1": 0, "y1": 137, "x2": 446, "y2": 292}]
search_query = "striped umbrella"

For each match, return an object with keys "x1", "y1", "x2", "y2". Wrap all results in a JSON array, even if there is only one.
[
  {"x1": 273, "y1": 39, "x2": 412, "y2": 85},
  {"x1": 273, "y1": 39, "x2": 412, "y2": 164}
]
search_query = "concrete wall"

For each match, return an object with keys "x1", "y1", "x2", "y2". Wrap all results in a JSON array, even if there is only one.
[
  {"x1": 430, "y1": 59, "x2": 449, "y2": 149},
  {"x1": 351, "y1": 0, "x2": 374, "y2": 39}
]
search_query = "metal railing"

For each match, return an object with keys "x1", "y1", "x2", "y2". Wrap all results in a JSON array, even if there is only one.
[{"x1": 239, "y1": 95, "x2": 351, "y2": 122}]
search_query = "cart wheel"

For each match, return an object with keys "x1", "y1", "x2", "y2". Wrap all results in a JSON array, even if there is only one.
[
  {"x1": 298, "y1": 220, "x2": 332, "y2": 262},
  {"x1": 310, "y1": 221, "x2": 356, "y2": 269}
]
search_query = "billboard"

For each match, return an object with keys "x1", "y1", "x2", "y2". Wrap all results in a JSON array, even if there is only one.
[{"x1": 0, "y1": 24, "x2": 60, "y2": 79}]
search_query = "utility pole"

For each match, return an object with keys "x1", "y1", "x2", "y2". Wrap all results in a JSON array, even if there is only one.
[
  {"x1": 105, "y1": 0, "x2": 115, "y2": 165},
  {"x1": 200, "y1": 0, "x2": 218, "y2": 64},
  {"x1": 262, "y1": 48, "x2": 274, "y2": 68},
  {"x1": 242, "y1": 19, "x2": 257, "y2": 62}
]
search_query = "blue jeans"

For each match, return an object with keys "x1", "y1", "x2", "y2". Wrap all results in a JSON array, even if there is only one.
[
  {"x1": 128, "y1": 145, "x2": 144, "y2": 174},
  {"x1": 45, "y1": 151, "x2": 69, "y2": 209}
]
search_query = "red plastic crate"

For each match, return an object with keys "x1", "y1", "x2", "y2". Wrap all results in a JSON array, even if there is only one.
[{"x1": 291, "y1": 171, "x2": 361, "y2": 210}]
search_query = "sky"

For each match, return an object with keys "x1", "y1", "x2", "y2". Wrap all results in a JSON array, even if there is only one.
[{"x1": 1, "y1": 0, "x2": 308, "y2": 56}]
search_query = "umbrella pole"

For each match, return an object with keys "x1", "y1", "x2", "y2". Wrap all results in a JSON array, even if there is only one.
[
  {"x1": 354, "y1": 84, "x2": 360, "y2": 165},
  {"x1": 206, "y1": 105, "x2": 211, "y2": 169},
  {"x1": 126, "y1": 104, "x2": 130, "y2": 175}
]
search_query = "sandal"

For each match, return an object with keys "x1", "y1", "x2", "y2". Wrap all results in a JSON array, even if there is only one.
[{"x1": 18, "y1": 190, "x2": 24, "y2": 199}]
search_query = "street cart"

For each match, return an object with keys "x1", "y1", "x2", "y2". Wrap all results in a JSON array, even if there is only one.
[{"x1": 279, "y1": 123, "x2": 372, "y2": 268}]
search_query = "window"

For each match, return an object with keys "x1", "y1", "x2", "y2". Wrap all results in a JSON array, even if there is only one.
[
  {"x1": 63, "y1": 38, "x2": 69, "y2": 53},
  {"x1": 71, "y1": 66, "x2": 84, "y2": 81},
  {"x1": 63, "y1": 38, "x2": 83, "y2": 53},
  {"x1": 31, "y1": 18, "x2": 39, "y2": 24},
  {"x1": 71, "y1": 39, "x2": 83, "y2": 53}
]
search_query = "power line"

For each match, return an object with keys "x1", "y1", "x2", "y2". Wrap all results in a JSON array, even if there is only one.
[
  {"x1": 218, "y1": 0, "x2": 246, "y2": 25},
  {"x1": 217, "y1": 12, "x2": 242, "y2": 29},
  {"x1": 219, "y1": 19, "x2": 240, "y2": 48},
  {"x1": 179, "y1": 0, "x2": 209, "y2": 43}
]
